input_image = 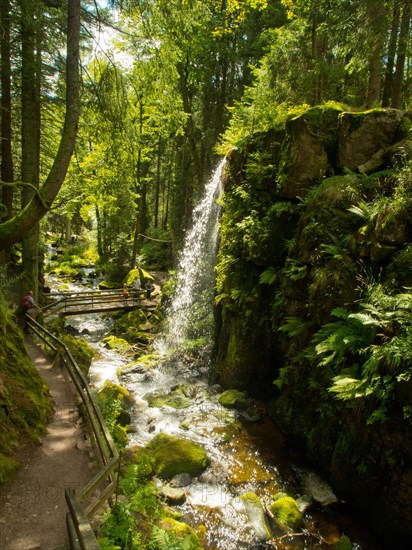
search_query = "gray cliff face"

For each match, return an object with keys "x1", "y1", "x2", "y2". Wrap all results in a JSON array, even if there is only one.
[{"x1": 212, "y1": 106, "x2": 412, "y2": 545}]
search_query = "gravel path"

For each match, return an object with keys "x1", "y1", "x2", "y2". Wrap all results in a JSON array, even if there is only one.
[{"x1": 0, "y1": 337, "x2": 97, "y2": 550}]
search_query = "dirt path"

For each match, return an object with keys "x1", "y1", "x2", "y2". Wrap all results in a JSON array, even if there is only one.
[{"x1": 0, "y1": 337, "x2": 97, "y2": 550}]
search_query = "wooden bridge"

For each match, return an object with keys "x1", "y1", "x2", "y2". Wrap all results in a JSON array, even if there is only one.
[{"x1": 42, "y1": 288, "x2": 156, "y2": 317}]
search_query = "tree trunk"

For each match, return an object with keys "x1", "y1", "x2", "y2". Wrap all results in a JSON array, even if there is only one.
[
  {"x1": 392, "y1": 0, "x2": 411, "y2": 108},
  {"x1": 366, "y1": 0, "x2": 388, "y2": 108},
  {"x1": 0, "y1": 0, "x2": 14, "y2": 222},
  {"x1": 178, "y1": 56, "x2": 203, "y2": 192},
  {"x1": 154, "y1": 138, "x2": 162, "y2": 229},
  {"x1": 0, "y1": 0, "x2": 81, "y2": 251},
  {"x1": 21, "y1": 0, "x2": 41, "y2": 294},
  {"x1": 131, "y1": 100, "x2": 145, "y2": 269},
  {"x1": 382, "y1": 2, "x2": 401, "y2": 107}
]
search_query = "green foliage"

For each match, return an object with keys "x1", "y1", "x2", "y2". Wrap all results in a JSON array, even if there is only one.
[
  {"x1": 96, "y1": 381, "x2": 134, "y2": 448},
  {"x1": 0, "y1": 280, "x2": 52, "y2": 483},
  {"x1": 306, "y1": 285, "x2": 412, "y2": 423},
  {"x1": 282, "y1": 258, "x2": 307, "y2": 281},
  {"x1": 138, "y1": 228, "x2": 173, "y2": 270},
  {"x1": 259, "y1": 266, "x2": 277, "y2": 285},
  {"x1": 99, "y1": 501, "x2": 144, "y2": 550},
  {"x1": 60, "y1": 334, "x2": 95, "y2": 375},
  {"x1": 279, "y1": 316, "x2": 312, "y2": 337}
]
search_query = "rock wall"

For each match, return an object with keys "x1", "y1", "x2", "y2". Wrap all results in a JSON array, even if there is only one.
[{"x1": 212, "y1": 105, "x2": 412, "y2": 546}]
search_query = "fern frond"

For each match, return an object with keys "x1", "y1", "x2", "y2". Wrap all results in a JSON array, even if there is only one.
[
  {"x1": 259, "y1": 266, "x2": 277, "y2": 285},
  {"x1": 279, "y1": 316, "x2": 312, "y2": 337}
]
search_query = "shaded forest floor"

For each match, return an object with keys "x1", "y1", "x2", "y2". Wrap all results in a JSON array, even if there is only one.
[{"x1": 0, "y1": 337, "x2": 97, "y2": 550}]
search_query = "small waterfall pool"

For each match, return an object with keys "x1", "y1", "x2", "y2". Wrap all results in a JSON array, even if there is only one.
[{"x1": 48, "y1": 160, "x2": 383, "y2": 549}]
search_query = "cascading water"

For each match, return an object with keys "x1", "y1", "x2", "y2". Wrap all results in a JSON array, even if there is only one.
[{"x1": 156, "y1": 158, "x2": 225, "y2": 356}]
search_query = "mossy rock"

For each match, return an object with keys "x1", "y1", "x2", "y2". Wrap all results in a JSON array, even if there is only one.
[
  {"x1": 158, "y1": 517, "x2": 202, "y2": 548},
  {"x1": 146, "y1": 433, "x2": 210, "y2": 479},
  {"x1": 101, "y1": 335, "x2": 130, "y2": 352},
  {"x1": 145, "y1": 385, "x2": 197, "y2": 410},
  {"x1": 218, "y1": 389, "x2": 250, "y2": 410},
  {"x1": 60, "y1": 334, "x2": 94, "y2": 375},
  {"x1": 112, "y1": 424, "x2": 129, "y2": 448},
  {"x1": 112, "y1": 309, "x2": 147, "y2": 336},
  {"x1": 332, "y1": 534, "x2": 353, "y2": 550},
  {"x1": 268, "y1": 493, "x2": 304, "y2": 530},
  {"x1": 97, "y1": 381, "x2": 134, "y2": 407}
]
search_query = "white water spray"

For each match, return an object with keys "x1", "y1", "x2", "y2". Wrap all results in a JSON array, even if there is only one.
[{"x1": 156, "y1": 158, "x2": 225, "y2": 355}]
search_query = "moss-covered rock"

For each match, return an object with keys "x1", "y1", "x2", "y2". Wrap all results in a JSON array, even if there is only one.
[
  {"x1": 146, "y1": 433, "x2": 210, "y2": 479},
  {"x1": 218, "y1": 389, "x2": 250, "y2": 409},
  {"x1": 96, "y1": 381, "x2": 134, "y2": 449},
  {"x1": 101, "y1": 335, "x2": 130, "y2": 353},
  {"x1": 144, "y1": 384, "x2": 197, "y2": 410},
  {"x1": 112, "y1": 309, "x2": 148, "y2": 341},
  {"x1": 158, "y1": 517, "x2": 202, "y2": 548},
  {"x1": 60, "y1": 334, "x2": 94, "y2": 375},
  {"x1": 268, "y1": 493, "x2": 304, "y2": 530}
]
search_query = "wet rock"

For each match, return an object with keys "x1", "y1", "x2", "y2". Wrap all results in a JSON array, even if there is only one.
[
  {"x1": 218, "y1": 389, "x2": 250, "y2": 410},
  {"x1": 160, "y1": 484, "x2": 187, "y2": 504},
  {"x1": 170, "y1": 473, "x2": 192, "y2": 487},
  {"x1": 146, "y1": 432, "x2": 210, "y2": 479},
  {"x1": 238, "y1": 492, "x2": 271, "y2": 541}
]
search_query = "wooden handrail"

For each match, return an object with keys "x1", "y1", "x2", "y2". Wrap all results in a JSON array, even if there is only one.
[{"x1": 25, "y1": 315, "x2": 120, "y2": 549}]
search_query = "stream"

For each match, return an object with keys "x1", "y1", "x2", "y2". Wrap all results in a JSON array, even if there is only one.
[{"x1": 46, "y1": 161, "x2": 383, "y2": 549}]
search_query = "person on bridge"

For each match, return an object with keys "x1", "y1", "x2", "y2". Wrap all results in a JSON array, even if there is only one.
[
  {"x1": 123, "y1": 283, "x2": 129, "y2": 300},
  {"x1": 133, "y1": 278, "x2": 141, "y2": 298},
  {"x1": 145, "y1": 281, "x2": 154, "y2": 300}
]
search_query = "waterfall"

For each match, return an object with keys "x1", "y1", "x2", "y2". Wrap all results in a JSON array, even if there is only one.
[{"x1": 156, "y1": 158, "x2": 225, "y2": 356}]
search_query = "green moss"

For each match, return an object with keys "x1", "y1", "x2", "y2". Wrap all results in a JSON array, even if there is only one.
[
  {"x1": 146, "y1": 433, "x2": 210, "y2": 479},
  {"x1": 218, "y1": 389, "x2": 250, "y2": 409},
  {"x1": 101, "y1": 335, "x2": 130, "y2": 352},
  {"x1": 0, "y1": 302, "x2": 52, "y2": 483},
  {"x1": 60, "y1": 334, "x2": 94, "y2": 375},
  {"x1": 112, "y1": 309, "x2": 147, "y2": 339},
  {"x1": 112, "y1": 424, "x2": 129, "y2": 448},
  {"x1": 268, "y1": 493, "x2": 304, "y2": 530},
  {"x1": 158, "y1": 517, "x2": 202, "y2": 549},
  {"x1": 332, "y1": 534, "x2": 353, "y2": 550},
  {"x1": 0, "y1": 454, "x2": 20, "y2": 483},
  {"x1": 145, "y1": 385, "x2": 196, "y2": 410},
  {"x1": 96, "y1": 381, "x2": 134, "y2": 450}
]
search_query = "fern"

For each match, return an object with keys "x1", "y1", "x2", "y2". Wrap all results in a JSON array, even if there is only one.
[
  {"x1": 279, "y1": 316, "x2": 312, "y2": 337},
  {"x1": 347, "y1": 199, "x2": 374, "y2": 221},
  {"x1": 259, "y1": 266, "x2": 277, "y2": 285},
  {"x1": 329, "y1": 374, "x2": 374, "y2": 399}
]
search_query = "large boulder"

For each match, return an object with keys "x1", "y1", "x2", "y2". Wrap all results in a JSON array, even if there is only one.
[
  {"x1": 338, "y1": 109, "x2": 404, "y2": 170},
  {"x1": 146, "y1": 433, "x2": 210, "y2": 479}
]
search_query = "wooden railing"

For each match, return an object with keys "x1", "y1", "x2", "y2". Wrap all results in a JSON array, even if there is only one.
[{"x1": 26, "y1": 315, "x2": 120, "y2": 549}]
